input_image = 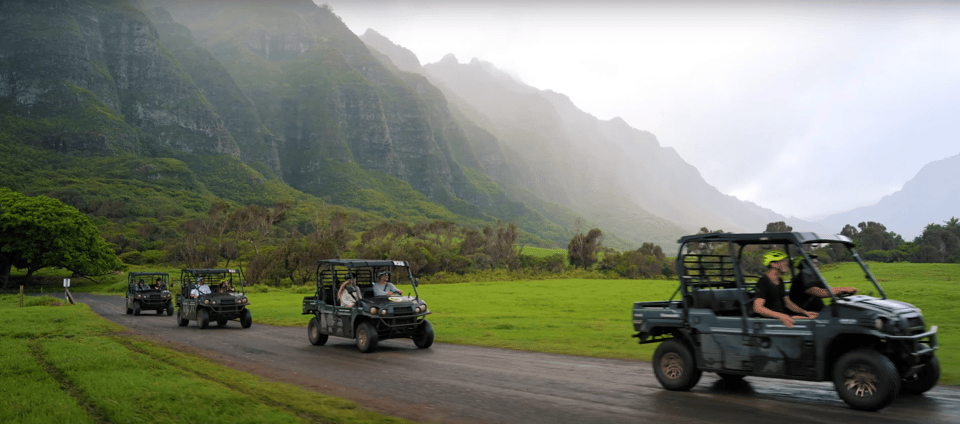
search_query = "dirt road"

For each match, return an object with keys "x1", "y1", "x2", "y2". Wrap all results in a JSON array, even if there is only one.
[{"x1": 75, "y1": 293, "x2": 960, "y2": 424}]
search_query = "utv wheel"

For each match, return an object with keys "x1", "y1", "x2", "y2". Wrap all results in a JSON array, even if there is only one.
[
  {"x1": 133, "y1": 301, "x2": 141, "y2": 316},
  {"x1": 902, "y1": 355, "x2": 940, "y2": 395},
  {"x1": 413, "y1": 320, "x2": 434, "y2": 349},
  {"x1": 356, "y1": 322, "x2": 378, "y2": 353},
  {"x1": 126, "y1": 305, "x2": 132, "y2": 315},
  {"x1": 156, "y1": 308, "x2": 164, "y2": 315},
  {"x1": 166, "y1": 303, "x2": 174, "y2": 316},
  {"x1": 217, "y1": 319, "x2": 228, "y2": 327},
  {"x1": 653, "y1": 339, "x2": 702, "y2": 391},
  {"x1": 198, "y1": 309, "x2": 210, "y2": 329},
  {"x1": 833, "y1": 349, "x2": 900, "y2": 411},
  {"x1": 177, "y1": 308, "x2": 189, "y2": 327},
  {"x1": 240, "y1": 309, "x2": 252, "y2": 329},
  {"x1": 308, "y1": 317, "x2": 328, "y2": 346}
]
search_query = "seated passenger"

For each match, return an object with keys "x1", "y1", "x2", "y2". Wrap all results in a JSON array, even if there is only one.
[
  {"x1": 789, "y1": 254, "x2": 857, "y2": 312},
  {"x1": 753, "y1": 250, "x2": 816, "y2": 328},
  {"x1": 136, "y1": 279, "x2": 147, "y2": 291},
  {"x1": 218, "y1": 280, "x2": 233, "y2": 293},
  {"x1": 372, "y1": 271, "x2": 402, "y2": 296},
  {"x1": 337, "y1": 273, "x2": 362, "y2": 307}
]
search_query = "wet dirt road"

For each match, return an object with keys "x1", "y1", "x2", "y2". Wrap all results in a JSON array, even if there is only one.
[{"x1": 74, "y1": 293, "x2": 960, "y2": 424}]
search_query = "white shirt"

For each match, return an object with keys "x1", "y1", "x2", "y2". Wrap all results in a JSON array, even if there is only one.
[{"x1": 191, "y1": 283, "x2": 211, "y2": 297}]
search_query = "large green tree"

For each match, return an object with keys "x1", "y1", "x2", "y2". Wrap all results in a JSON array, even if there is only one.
[{"x1": 0, "y1": 188, "x2": 124, "y2": 289}]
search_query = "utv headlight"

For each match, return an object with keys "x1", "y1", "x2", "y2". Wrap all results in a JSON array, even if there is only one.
[
  {"x1": 204, "y1": 299, "x2": 210, "y2": 305},
  {"x1": 380, "y1": 309, "x2": 388, "y2": 316},
  {"x1": 370, "y1": 307, "x2": 378, "y2": 314}
]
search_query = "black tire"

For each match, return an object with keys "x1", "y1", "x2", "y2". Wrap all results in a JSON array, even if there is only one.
[
  {"x1": 356, "y1": 322, "x2": 378, "y2": 353},
  {"x1": 166, "y1": 302, "x2": 174, "y2": 316},
  {"x1": 833, "y1": 349, "x2": 900, "y2": 411},
  {"x1": 126, "y1": 305, "x2": 132, "y2": 315},
  {"x1": 133, "y1": 301, "x2": 141, "y2": 316},
  {"x1": 240, "y1": 309, "x2": 252, "y2": 329},
  {"x1": 308, "y1": 317, "x2": 328, "y2": 346},
  {"x1": 217, "y1": 319, "x2": 228, "y2": 327},
  {"x1": 177, "y1": 308, "x2": 189, "y2": 327},
  {"x1": 156, "y1": 307, "x2": 163, "y2": 315},
  {"x1": 652, "y1": 339, "x2": 702, "y2": 391},
  {"x1": 198, "y1": 309, "x2": 209, "y2": 329},
  {"x1": 902, "y1": 355, "x2": 940, "y2": 395},
  {"x1": 413, "y1": 320, "x2": 434, "y2": 349}
]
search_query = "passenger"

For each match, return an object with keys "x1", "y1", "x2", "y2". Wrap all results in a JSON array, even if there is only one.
[
  {"x1": 789, "y1": 254, "x2": 857, "y2": 312},
  {"x1": 372, "y1": 271, "x2": 402, "y2": 296},
  {"x1": 219, "y1": 280, "x2": 233, "y2": 293},
  {"x1": 753, "y1": 250, "x2": 816, "y2": 327},
  {"x1": 337, "y1": 273, "x2": 362, "y2": 307},
  {"x1": 190, "y1": 277, "x2": 211, "y2": 298},
  {"x1": 136, "y1": 279, "x2": 147, "y2": 291}
]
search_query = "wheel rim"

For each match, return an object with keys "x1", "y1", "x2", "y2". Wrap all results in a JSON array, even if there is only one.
[
  {"x1": 310, "y1": 325, "x2": 319, "y2": 340},
  {"x1": 843, "y1": 364, "x2": 879, "y2": 397},
  {"x1": 660, "y1": 352, "x2": 685, "y2": 380},
  {"x1": 358, "y1": 329, "x2": 368, "y2": 347}
]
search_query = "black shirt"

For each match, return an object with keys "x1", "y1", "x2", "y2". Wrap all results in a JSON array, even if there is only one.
[
  {"x1": 755, "y1": 274, "x2": 788, "y2": 314},
  {"x1": 789, "y1": 266, "x2": 825, "y2": 312}
]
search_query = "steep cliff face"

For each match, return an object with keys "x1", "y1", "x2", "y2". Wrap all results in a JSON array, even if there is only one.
[
  {"x1": 144, "y1": 6, "x2": 280, "y2": 174},
  {"x1": 146, "y1": 0, "x2": 500, "y2": 216},
  {"x1": 0, "y1": 0, "x2": 239, "y2": 157}
]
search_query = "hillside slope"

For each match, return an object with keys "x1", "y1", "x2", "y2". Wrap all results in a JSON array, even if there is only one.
[{"x1": 816, "y1": 152, "x2": 960, "y2": 239}]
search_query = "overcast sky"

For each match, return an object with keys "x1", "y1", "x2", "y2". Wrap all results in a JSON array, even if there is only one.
[{"x1": 320, "y1": 0, "x2": 960, "y2": 221}]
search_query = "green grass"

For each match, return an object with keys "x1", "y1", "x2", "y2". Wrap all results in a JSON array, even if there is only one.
[
  {"x1": 0, "y1": 295, "x2": 414, "y2": 424},
  {"x1": 247, "y1": 262, "x2": 957, "y2": 385}
]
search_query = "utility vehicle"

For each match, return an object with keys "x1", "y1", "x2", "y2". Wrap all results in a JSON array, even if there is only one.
[
  {"x1": 176, "y1": 268, "x2": 252, "y2": 329},
  {"x1": 303, "y1": 259, "x2": 433, "y2": 353},
  {"x1": 126, "y1": 272, "x2": 173, "y2": 316},
  {"x1": 632, "y1": 232, "x2": 939, "y2": 411}
]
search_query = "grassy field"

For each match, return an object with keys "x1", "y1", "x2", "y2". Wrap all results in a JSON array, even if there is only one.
[
  {"x1": 251, "y1": 262, "x2": 958, "y2": 384},
  {"x1": 0, "y1": 295, "x2": 413, "y2": 424}
]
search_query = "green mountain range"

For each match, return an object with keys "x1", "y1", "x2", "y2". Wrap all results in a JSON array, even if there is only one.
[{"x1": 0, "y1": 0, "x2": 803, "y2": 254}]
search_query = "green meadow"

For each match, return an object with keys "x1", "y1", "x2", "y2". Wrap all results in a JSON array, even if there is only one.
[
  {"x1": 2, "y1": 262, "x2": 954, "y2": 422},
  {"x1": 0, "y1": 295, "x2": 412, "y2": 424}
]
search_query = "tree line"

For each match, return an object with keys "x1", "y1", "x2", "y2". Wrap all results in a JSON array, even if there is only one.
[{"x1": 3, "y1": 188, "x2": 960, "y2": 289}]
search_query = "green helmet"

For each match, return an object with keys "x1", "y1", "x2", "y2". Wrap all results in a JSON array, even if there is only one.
[{"x1": 763, "y1": 250, "x2": 788, "y2": 267}]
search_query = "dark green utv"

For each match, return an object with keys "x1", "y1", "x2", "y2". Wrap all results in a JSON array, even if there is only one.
[
  {"x1": 303, "y1": 259, "x2": 433, "y2": 353},
  {"x1": 632, "y1": 232, "x2": 939, "y2": 411},
  {"x1": 126, "y1": 272, "x2": 173, "y2": 316},
  {"x1": 176, "y1": 269, "x2": 252, "y2": 329}
]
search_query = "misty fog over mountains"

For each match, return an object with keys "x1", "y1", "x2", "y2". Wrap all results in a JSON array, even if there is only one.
[{"x1": 1, "y1": 0, "x2": 954, "y2": 250}]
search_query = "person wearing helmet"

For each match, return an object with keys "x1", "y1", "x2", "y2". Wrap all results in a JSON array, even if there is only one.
[
  {"x1": 788, "y1": 254, "x2": 857, "y2": 312},
  {"x1": 753, "y1": 250, "x2": 816, "y2": 327},
  {"x1": 373, "y1": 271, "x2": 402, "y2": 296}
]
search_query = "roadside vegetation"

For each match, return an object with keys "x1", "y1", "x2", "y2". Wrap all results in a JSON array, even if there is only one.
[{"x1": 0, "y1": 295, "x2": 414, "y2": 424}]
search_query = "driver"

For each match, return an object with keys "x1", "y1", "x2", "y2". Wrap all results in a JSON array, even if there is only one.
[
  {"x1": 151, "y1": 277, "x2": 164, "y2": 290},
  {"x1": 789, "y1": 254, "x2": 857, "y2": 312},
  {"x1": 372, "y1": 271, "x2": 402, "y2": 296},
  {"x1": 190, "y1": 277, "x2": 211, "y2": 298}
]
